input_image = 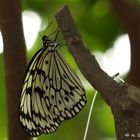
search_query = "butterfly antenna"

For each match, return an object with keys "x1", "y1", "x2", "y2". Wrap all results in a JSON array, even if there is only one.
[
  {"x1": 43, "y1": 21, "x2": 53, "y2": 35},
  {"x1": 39, "y1": 21, "x2": 53, "y2": 37},
  {"x1": 54, "y1": 29, "x2": 60, "y2": 41},
  {"x1": 47, "y1": 26, "x2": 59, "y2": 38}
]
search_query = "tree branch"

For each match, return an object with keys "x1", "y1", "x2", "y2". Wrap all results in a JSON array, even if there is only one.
[
  {"x1": 127, "y1": 85, "x2": 140, "y2": 105},
  {"x1": 55, "y1": 5, "x2": 140, "y2": 140},
  {"x1": 55, "y1": 5, "x2": 126, "y2": 106},
  {"x1": 0, "y1": 0, "x2": 31, "y2": 139}
]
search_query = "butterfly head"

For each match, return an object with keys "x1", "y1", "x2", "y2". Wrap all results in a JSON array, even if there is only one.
[{"x1": 42, "y1": 35, "x2": 58, "y2": 49}]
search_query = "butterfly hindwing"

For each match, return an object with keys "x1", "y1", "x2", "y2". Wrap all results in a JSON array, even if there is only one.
[{"x1": 53, "y1": 51, "x2": 86, "y2": 116}]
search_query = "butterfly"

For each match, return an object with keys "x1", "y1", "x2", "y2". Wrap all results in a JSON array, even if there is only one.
[{"x1": 19, "y1": 31, "x2": 87, "y2": 136}]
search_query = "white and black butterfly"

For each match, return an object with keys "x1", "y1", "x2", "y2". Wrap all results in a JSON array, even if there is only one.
[{"x1": 19, "y1": 31, "x2": 86, "y2": 136}]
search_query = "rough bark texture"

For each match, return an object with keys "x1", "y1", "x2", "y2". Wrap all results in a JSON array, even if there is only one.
[
  {"x1": 0, "y1": 0, "x2": 31, "y2": 140},
  {"x1": 55, "y1": 5, "x2": 140, "y2": 140}
]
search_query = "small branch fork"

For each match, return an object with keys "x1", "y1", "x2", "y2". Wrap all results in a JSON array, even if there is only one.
[{"x1": 55, "y1": 5, "x2": 140, "y2": 140}]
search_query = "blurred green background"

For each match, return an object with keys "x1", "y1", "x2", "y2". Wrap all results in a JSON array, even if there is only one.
[{"x1": 0, "y1": 0, "x2": 131, "y2": 140}]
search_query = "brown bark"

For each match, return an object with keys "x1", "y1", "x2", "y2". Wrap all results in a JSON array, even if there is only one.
[
  {"x1": 55, "y1": 5, "x2": 140, "y2": 140},
  {"x1": 0, "y1": 0, "x2": 31, "y2": 140}
]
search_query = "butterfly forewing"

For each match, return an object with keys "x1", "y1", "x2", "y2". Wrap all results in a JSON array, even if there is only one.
[{"x1": 19, "y1": 35, "x2": 87, "y2": 137}]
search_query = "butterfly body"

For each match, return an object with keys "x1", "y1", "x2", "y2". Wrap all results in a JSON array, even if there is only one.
[{"x1": 19, "y1": 35, "x2": 86, "y2": 136}]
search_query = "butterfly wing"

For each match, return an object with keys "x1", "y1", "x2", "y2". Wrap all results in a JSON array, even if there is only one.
[
  {"x1": 29, "y1": 50, "x2": 59, "y2": 136},
  {"x1": 19, "y1": 48, "x2": 51, "y2": 136},
  {"x1": 51, "y1": 51, "x2": 86, "y2": 119},
  {"x1": 19, "y1": 48, "x2": 86, "y2": 137}
]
